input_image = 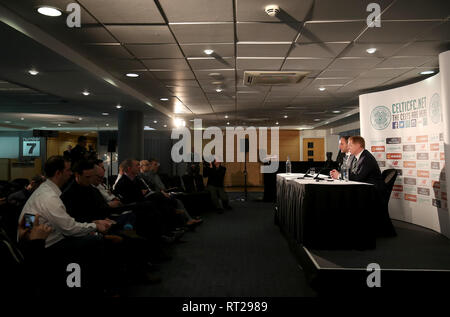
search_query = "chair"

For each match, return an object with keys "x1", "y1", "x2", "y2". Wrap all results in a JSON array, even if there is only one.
[
  {"x1": 382, "y1": 168, "x2": 398, "y2": 202},
  {"x1": 379, "y1": 169, "x2": 398, "y2": 237}
]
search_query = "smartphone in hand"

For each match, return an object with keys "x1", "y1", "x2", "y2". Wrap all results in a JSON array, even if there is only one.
[{"x1": 24, "y1": 213, "x2": 35, "y2": 229}]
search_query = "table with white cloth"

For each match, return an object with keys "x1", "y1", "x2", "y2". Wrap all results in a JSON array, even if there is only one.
[{"x1": 276, "y1": 173, "x2": 378, "y2": 250}]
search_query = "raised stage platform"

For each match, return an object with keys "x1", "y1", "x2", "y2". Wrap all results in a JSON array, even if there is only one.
[{"x1": 288, "y1": 220, "x2": 450, "y2": 296}]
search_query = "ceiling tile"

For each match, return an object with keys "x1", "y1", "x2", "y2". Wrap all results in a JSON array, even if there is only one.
[
  {"x1": 143, "y1": 59, "x2": 191, "y2": 70},
  {"x1": 153, "y1": 71, "x2": 195, "y2": 80},
  {"x1": 237, "y1": 58, "x2": 284, "y2": 70},
  {"x1": 163, "y1": 79, "x2": 199, "y2": 87},
  {"x1": 194, "y1": 70, "x2": 236, "y2": 79},
  {"x1": 289, "y1": 42, "x2": 349, "y2": 58},
  {"x1": 237, "y1": 22, "x2": 300, "y2": 42},
  {"x1": 313, "y1": 78, "x2": 353, "y2": 85},
  {"x1": 310, "y1": 0, "x2": 395, "y2": 21},
  {"x1": 339, "y1": 78, "x2": 391, "y2": 92},
  {"x1": 319, "y1": 69, "x2": 364, "y2": 77},
  {"x1": 358, "y1": 68, "x2": 413, "y2": 78},
  {"x1": 82, "y1": 44, "x2": 134, "y2": 59},
  {"x1": 328, "y1": 57, "x2": 382, "y2": 69},
  {"x1": 382, "y1": 0, "x2": 450, "y2": 20},
  {"x1": 376, "y1": 56, "x2": 434, "y2": 68},
  {"x1": 181, "y1": 44, "x2": 235, "y2": 57},
  {"x1": 70, "y1": 25, "x2": 117, "y2": 43},
  {"x1": 170, "y1": 23, "x2": 234, "y2": 43},
  {"x1": 188, "y1": 58, "x2": 235, "y2": 70},
  {"x1": 159, "y1": 0, "x2": 233, "y2": 22},
  {"x1": 106, "y1": 25, "x2": 175, "y2": 44},
  {"x1": 236, "y1": 0, "x2": 314, "y2": 22},
  {"x1": 395, "y1": 41, "x2": 450, "y2": 57},
  {"x1": 283, "y1": 57, "x2": 332, "y2": 70},
  {"x1": 417, "y1": 22, "x2": 450, "y2": 42},
  {"x1": 297, "y1": 22, "x2": 366, "y2": 43},
  {"x1": 79, "y1": 0, "x2": 165, "y2": 23},
  {"x1": 340, "y1": 43, "x2": 406, "y2": 58},
  {"x1": 237, "y1": 43, "x2": 291, "y2": 57},
  {"x1": 125, "y1": 44, "x2": 184, "y2": 59},
  {"x1": 357, "y1": 21, "x2": 441, "y2": 44}
]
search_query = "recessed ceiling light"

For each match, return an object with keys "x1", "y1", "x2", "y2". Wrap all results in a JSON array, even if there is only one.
[
  {"x1": 275, "y1": 122, "x2": 279, "y2": 125},
  {"x1": 227, "y1": 122, "x2": 230, "y2": 125},
  {"x1": 28, "y1": 69, "x2": 39, "y2": 75},
  {"x1": 209, "y1": 72, "x2": 221, "y2": 77},
  {"x1": 225, "y1": 115, "x2": 229, "y2": 119},
  {"x1": 20, "y1": 117, "x2": 25, "y2": 121},
  {"x1": 57, "y1": 124, "x2": 61, "y2": 127},
  {"x1": 153, "y1": 120, "x2": 157, "y2": 123},
  {"x1": 160, "y1": 98, "x2": 169, "y2": 101},
  {"x1": 284, "y1": 115, "x2": 288, "y2": 118},
  {"x1": 216, "y1": 88, "x2": 223, "y2": 93},
  {"x1": 126, "y1": 73, "x2": 139, "y2": 78},
  {"x1": 204, "y1": 49, "x2": 214, "y2": 55},
  {"x1": 37, "y1": 6, "x2": 62, "y2": 17},
  {"x1": 420, "y1": 70, "x2": 435, "y2": 75},
  {"x1": 78, "y1": 117, "x2": 83, "y2": 121},
  {"x1": 366, "y1": 48, "x2": 377, "y2": 54},
  {"x1": 319, "y1": 87, "x2": 326, "y2": 91},
  {"x1": 82, "y1": 91, "x2": 90, "y2": 96},
  {"x1": 116, "y1": 104, "x2": 122, "y2": 109},
  {"x1": 332, "y1": 110, "x2": 341, "y2": 114},
  {"x1": 102, "y1": 112, "x2": 109, "y2": 116},
  {"x1": 212, "y1": 81, "x2": 222, "y2": 85},
  {"x1": 106, "y1": 123, "x2": 109, "y2": 127},
  {"x1": 314, "y1": 119, "x2": 321, "y2": 122},
  {"x1": 163, "y1": 124, "x2": 167, "y2": 128}
]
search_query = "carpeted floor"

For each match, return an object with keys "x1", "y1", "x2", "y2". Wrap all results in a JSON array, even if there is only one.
[{"x1": 126, "y1": 193, "x2": 316, "y2": 297}]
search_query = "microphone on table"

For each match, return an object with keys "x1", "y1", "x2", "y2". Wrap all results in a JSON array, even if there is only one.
[
  {"x1": 313, "y1": 168, "x2": 325, "y2": 181},
  {"x1": 297, "y1": 168, "x2": 313, "y2": 179}
]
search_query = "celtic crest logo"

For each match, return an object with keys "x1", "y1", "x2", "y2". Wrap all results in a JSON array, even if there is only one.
[
  {"x1": 370, "y1": 106, "x2": 391, "y2": 130},
  {"x1": 429, "y1": 93, "x2": 441, "y2": 124}
]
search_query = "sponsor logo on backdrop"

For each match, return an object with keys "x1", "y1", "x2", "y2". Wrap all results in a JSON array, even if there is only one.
[
  {"x1": 403, "y1": 152, "x2": 416, "y2": 160},
  {"x1": 377, "y1": 161, "x2": 386, "y2": 167},
  {"x1": 416, "y1": 135, "x2": 428, "y2": 143},
  {"x1": 432, "y1": 199, "x2": 442, "y2": 208},
  {"x1": 405, "y1": 194, "x2": 417, "y2": 202},
  {"x1": 371, "y1": 106, "x2": 391, "y2": 130},
  {"x1": 431, "y1": 152, "x2": 440, "y2": 160},
  {"x1": 430, "y1": 143, "x2": 440, "y2": 151},
  {"x1": 386, "y1": 137, "x2": 401, "y2": 144},
  {"x1": 431, "y1": 162, "x2": 440, "y2": 170},
  {"x1": 387, "y1": 153, "x2": 402, "y2": 160},
  {"x1": 430, "y1": 134, "x2": 440, "y2": 142},
  {"x1": 375, "y1": 153, "x2": 384, "y2": 160},
  {"x1": 417, "y1": 153, "x2": 429, "y2": 160},
  {"x1": 403, "y1": 161, "x2": 416, "y2": 168},
  {"x1": 432, "y1": 181, "x2": 440, "y2": 189},
  {"x1": 417, "y1": 170, "x2": 430, "y2": 178},
  {"x1": 417, "y1": 143, "x2": 428, "y2": 151},
  {"x1": 404, "y1": 136, "x2": 415, "y2": 143},
  {"x1": 404, "y1": 177, "x2": 416, "y2": 185},
  {"x1": 395, "y1": 177, "x2": 403, "y2": 185},
  {"x1": 418, "y1": 178, "x2": 429, "y2": 187},
  {"x1": 404, "y1": 169, "x2": 416, "y2": 177},
  {"x1": 403, "y1": 145, "x2": 415, "y2": 152},
  {"x1": 430, "y1": 93, "x2": 442, "y2": 124},
  {"x1": 418, "y1": 197, "x2": 431, "y2": 205},
  {"x1": 386, "y1": 145, "x2": 402, "y2": 152},
  {"x1": 440, "y1": 152, "x2": 445, "y2": 160},
  {"x1": 417, "y1": 161, "x2": 429, "y2": 169},
  {"x1": 371, "y1": 146, "x2": 385, "y2": 152},
  {"x1": 404, "y1": 186, "x2": 417, "y2": 194},
  {"x1": 430, "y1": 171, "x2": 443, "y2": 180},
  {"x1": 392, "y1": 192, "x2": 401, "y2": 199},
  {"x1": 387, "y1": 160, "x2": 401, "y2": 168},
  {"x1": 393, "y1": 185, "x2": 403, "y2": 192},
  {"x1": 418, "y1": 187, "x2": 430, "y2": 196}
]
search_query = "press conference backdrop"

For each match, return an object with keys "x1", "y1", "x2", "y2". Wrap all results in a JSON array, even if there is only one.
[{"x1": 360, "y1": 51, "x2": 450, "y2": 238}]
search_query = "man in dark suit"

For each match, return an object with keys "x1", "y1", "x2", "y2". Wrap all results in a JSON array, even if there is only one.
[{"x1": 330, "y1": 136, "x2": 351, "y2": 179}]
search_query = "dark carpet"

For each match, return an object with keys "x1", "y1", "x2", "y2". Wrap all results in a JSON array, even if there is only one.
[{"x1": 126, "y1": 193, "x2": 316, "y2": 297}]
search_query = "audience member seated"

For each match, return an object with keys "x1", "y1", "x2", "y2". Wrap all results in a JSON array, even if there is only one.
[
  {"x1": 203, "y1": 159, "x2": 231, "y2": 213},
  {"x1": 140, "y1": 159, "x2": 202, "y2": 226},
  {"x1": 8, "y1": 175, "x2": 45, "y2": 209}
]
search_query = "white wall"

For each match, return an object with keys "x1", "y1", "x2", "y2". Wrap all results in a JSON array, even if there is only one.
[{"x1": 0, "y1": 136, "x2": 20, "y2": 158}]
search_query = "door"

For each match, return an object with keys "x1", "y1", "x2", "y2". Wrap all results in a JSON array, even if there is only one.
[{"x1": 302, "y1": 138, "x2": 325, "y2": 161}]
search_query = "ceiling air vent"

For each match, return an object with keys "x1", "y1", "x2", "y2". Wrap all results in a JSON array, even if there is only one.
[{"x1": 244, "y1": 71, "x2": 309, "y2": 86}]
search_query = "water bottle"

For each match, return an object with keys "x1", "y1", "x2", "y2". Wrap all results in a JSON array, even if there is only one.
[{"x1": 286, "y1": 156, "x2": 292, "y2": 175}]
